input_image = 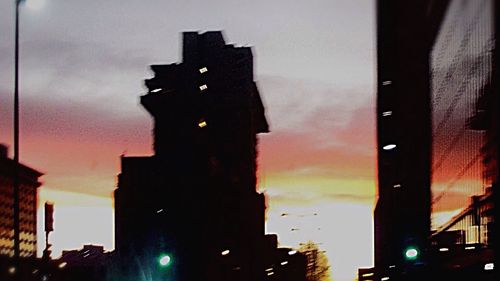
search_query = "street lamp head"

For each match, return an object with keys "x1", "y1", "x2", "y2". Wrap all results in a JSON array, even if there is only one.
[{"x1": 24, "y1": 0, "x2": 46, "y2": 10}]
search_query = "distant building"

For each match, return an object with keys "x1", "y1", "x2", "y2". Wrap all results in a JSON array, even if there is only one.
[
  {"x1": 57, "y1": 245, "x2": 112, "y2": 281},
  {"x1": 60, "y1": 244, "x2": 108, "y2": 266},
  {"x1": 114, "y1": 31, "x2": 274, "y2": 281},
  {"x1": 260, "y1": 235, "x2": 307, "y2": 281},
  {"x1": 0, "y1": 144, "x2": 42, "y2": 258}
]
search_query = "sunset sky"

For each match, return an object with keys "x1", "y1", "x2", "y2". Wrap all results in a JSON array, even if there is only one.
[{"x1": 0, "y1": 1, "x2": 375, "y2": 280}]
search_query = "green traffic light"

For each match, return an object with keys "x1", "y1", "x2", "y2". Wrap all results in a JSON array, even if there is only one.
[
  {"x1": 404, "y1": 247, "x2": 419, "y2": 260},
  {"x1": 158, "y1": 254, "x2": 172, "y2": 267}
]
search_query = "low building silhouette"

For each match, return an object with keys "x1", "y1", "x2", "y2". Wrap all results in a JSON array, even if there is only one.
[{"x1": 56, "y1": 245, "x2": 112, "y2": 281}]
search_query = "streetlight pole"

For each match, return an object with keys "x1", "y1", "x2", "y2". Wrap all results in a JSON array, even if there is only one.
[{"x1": 13, "y1": 0, "x2": 22, "y2": 259}]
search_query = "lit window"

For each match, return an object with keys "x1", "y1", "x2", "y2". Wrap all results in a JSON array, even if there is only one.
[
  {"x1": 382, "y1": 80, "x2": 392, "y2": 86},
  {"x1": 484, "y1": 263, "x2": 494, "y2": 271},
  {"x1": 199, "y1": 84, "x2": 208, "y2": 91},
  {"x1": 58, "y1": 262, "x2": 67, "y2": 269},
  {"x1": 383, "y1": 144, "x2": 397, "y2": 150},
  {"x1": 381, "y1": 277, "x2": 390, "y2": 281},
  {"x1": 198, "y1": 120, "x2": 207, "y2": 128},
  {"x1": 8, "y1": 267, "x2": 16, "y2": 275},
  {"x1": 151, "y1": 88, "x2": 162, "y2": 93},
  {"x1": 221, "y1": 250, "x2": 230, "y2": 256},
  {"x1": 362, "y1": 273, "x2": 374, "y2": 277},
  {"x1": 265, "y1": 268, "x2": 273, "y2": 272},
  {"x1": 382, "y1": 111, "x2": 393, "y2": 117},
  {"x1": 199, "y1": 67, "x2": 208, "y2": 73},
  {"x1": 280, "y1": 261, "x2": 288, "y2": 266},
  {"x1": 267, "y1": 272, "x2": 274, "y2": 276},
  {"x1": 393, "y1": 184, "x2": 401, "y2": 188},
  {"x1": 439, "y1": 248, "x2": 449, "y2": 252},
  {"x1": 465, "y1": 246, "x2": 475, "y2": 250},
  {"x1": 288, "y1": 250, "x2": 297, "y2": 255},
  {"x1": 389, "y1": 265, "x2": 396, "y2": 268},
  {"x1": 156, "y1": 209, "x2": 164, "y2": 214}
]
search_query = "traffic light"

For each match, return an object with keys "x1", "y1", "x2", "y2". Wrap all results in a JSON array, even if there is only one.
[
  {"x1": 404, "y1": 246, "x2": 419, "y2": 261},
  {"x1": 158, "y1": 254, "x2": 172, "y2": 267},
  {"x1": 44, "y1": 202, "x2": 54, "y2": 232}
]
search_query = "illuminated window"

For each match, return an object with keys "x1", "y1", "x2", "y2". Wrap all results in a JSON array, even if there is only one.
[
  {"x1": 382, "y1": 111, "x2": 393, "y2": 117},
  {"x1": 383, "y1": 144, "x2": 397, "y2": 150},
  {"x1": 280, "y1": 261, "x2": 288, "y2": 266},
  {"x1": 199, "y1": 67, "x2": 208, "y2": 73},
  {"x1": 151, "y1": 88, "x2": 162, "y2": 93},
  {"x1": 198, "y1": 120, "x2": 207, "y2": 128},
  {"x1": 484, "y1": 263, "x2": 494, "y2": 271},
  {"x1": 382, "y1": 80, "x2": 392, "y2": 86},
  {"x1": 221, "y1": 249, "x2": 230, "y2": 256},
  {"x1": 199, "y1": 84, "x2": 208, "y2": 91}
]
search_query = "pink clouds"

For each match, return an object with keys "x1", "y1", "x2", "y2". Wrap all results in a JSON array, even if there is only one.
[{"x1": 0, "y1": 94, "x2": 152, "y2": 196}]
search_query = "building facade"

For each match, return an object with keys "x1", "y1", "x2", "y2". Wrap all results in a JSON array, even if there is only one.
[
  {"x1": 375, "y1": 0, "x2": 499, "y2": 279},
  {"x1": 114, "y1": 31, "x2": 271, "y2": 281},
  {"x1": 0, "y1": 144, "x2": 42, "y2": 258}
]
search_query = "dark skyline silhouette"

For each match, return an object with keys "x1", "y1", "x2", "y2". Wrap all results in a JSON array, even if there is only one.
[{"x1": 2, "y1": 1, "x2": 499, "y2": 281}]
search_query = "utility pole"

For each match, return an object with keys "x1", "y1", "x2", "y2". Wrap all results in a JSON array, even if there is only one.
[{"x1": 13, "y1": 0, "x2": 22, "y2": 260}]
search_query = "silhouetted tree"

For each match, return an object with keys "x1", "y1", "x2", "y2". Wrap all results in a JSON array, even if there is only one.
[{"x1": 299, "y1": 241, "x2": 330, "y2": 281}]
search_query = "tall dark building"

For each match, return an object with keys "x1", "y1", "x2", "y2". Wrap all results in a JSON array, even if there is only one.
[
  {"x1": 114, "y1": 31, "x2": 270, "y2": 281},
  {"x1": 375, "y1": 0, "x2": 499, "y2": 279},
  {"x1": 0, "y1": 144, "x2": 42, "y2": 258}
]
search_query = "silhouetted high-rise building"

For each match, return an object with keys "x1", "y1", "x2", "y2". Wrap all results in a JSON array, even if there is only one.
[
  {"x1": 114, "y1": 31, "x2": 270, "y2": 281},
  {"x1": 375, "y1": 0, "x2": 499, "y2": 279},
  {"x1": 0, "y1": 144, "x2": 42, "y2": 257}
]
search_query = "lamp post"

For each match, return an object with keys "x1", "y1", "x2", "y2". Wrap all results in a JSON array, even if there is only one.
[
  {"x1": 13, "y1": 0, "x2": 22, "y2": 260},
  {"x1": 13, "y1": 0, "x2": 43, "y2": 260}
]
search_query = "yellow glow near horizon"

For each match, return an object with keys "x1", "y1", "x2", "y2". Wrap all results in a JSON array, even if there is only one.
[
  {"x1": 38, "y1": 187, "x2": 375, "y2": 281},
  {"x1": 37, "y1": 189, "x2": 114, "y2": 258},
  {"x1": 266, "y1": 201, "x2": 374, "y2": 281}
]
